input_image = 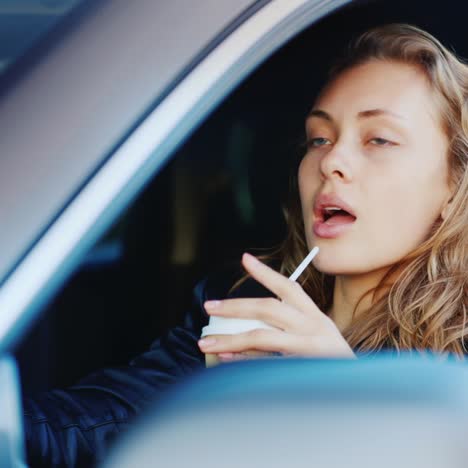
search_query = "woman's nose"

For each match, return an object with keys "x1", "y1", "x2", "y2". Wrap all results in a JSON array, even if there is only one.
[{"x1": 319, "y1": 142, "x2": 353, "y2": 183}]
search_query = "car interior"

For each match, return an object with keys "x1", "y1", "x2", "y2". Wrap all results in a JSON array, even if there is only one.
[{"x1": 11, "y1": 0, "x2": 468, "y2": 401}]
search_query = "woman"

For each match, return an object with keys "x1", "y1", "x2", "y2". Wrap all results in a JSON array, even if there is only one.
[
  {"x1": 199, "y1": 23, "x2": 467, "y2": 361},
  {"x1": 25, "y1": 24, "x2": 468, "y2": 466}
]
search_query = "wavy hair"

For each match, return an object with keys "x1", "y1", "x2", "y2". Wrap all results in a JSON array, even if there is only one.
[{"x1": 229, "y1": 24, "x2": 468, "y2": 357}]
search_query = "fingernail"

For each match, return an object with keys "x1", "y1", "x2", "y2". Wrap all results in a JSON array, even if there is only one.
[
  {"x1": 204, "y1": 300, "x2": 220, "y2": 310},
  {"x1": 243, "y1": 252, "x2": 259, "y2": 265},
  {"x1": 198, "y1": 338, "x2": 217, "y2": 348}
]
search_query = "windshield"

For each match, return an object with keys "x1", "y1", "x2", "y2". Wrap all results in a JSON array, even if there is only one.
[{"x1": 0, "y1": 0, "x2": 86, "y2": 75}]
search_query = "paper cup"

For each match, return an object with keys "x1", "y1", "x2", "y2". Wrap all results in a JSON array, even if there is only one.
[{"x1": 201, "y1": 316, "x2": 278, "y2": 367}]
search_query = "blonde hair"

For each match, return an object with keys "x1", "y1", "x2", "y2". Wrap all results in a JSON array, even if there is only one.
[{"x1": 230, "y1": 24, "x2": 468, "y2": 357}]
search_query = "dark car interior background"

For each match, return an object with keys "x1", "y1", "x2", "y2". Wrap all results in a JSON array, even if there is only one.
[{"x1": 13, "y1": 0, "x2": 468, "y2": 392}]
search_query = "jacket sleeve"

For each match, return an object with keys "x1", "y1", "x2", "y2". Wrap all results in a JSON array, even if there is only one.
[{"x1": 22, "y1": 271, "x2": 235, "y2": 468}]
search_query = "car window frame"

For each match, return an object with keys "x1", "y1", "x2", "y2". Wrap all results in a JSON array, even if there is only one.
[{"x1": 0, "y1": 0, "x2": 350, "y2": 353}]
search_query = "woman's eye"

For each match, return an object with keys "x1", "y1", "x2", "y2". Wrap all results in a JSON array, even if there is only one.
[
  {"x1": 369, "y1": 137, "x2": 395, "y2": 146},
  {"x1": 307, "y1": 137, "x2": 331, "y2": 148}
]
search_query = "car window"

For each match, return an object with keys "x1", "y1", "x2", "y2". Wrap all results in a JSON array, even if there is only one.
[
  {"x1": 13, "y1": 73, "x2": 294, "y2": 390},
  {"x1": 11, "y1": 0, "x2": 329, "y2": 391}
]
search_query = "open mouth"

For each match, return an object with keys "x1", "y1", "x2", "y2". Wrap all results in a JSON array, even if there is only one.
[
  {"x1": 313, "y1": 194, "x2": 357, "y2": 238},
  {"x1": 322, "y1": 207, "x2": 357, "y2": 225}
]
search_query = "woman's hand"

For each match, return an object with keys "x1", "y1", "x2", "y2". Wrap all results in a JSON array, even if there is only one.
[{"x1": 198, "y1": 253, "x2": 356, "y2": 361}]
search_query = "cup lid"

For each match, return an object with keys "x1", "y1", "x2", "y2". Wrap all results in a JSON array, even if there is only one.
[{"x1": 201, "y1": 316, "x2": 276, "y2": 337}]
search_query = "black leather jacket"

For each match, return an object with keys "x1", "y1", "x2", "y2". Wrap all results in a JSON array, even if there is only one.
[{"x1": 23, "y1": 267, "x2": 273, "y2": 467}]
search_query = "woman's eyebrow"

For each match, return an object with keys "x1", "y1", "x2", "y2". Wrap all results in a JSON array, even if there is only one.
[
  {"x1": 357, "y1": 108, "x2": 405, "y2": 120},
  {"x1": 307, "y1": 109, "x2": 333, "y2": 121},
  {"x1": 306, "y1": 108, "x2": 406, "y2": 123}
]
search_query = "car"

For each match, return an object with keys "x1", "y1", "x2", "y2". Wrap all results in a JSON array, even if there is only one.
[{"x1": 0, "y1": 0, "x2": 467, "y2": 466}]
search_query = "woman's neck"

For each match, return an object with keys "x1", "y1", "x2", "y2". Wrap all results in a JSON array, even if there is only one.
[{"x1": 328, "y1": 267, "x2": 392, "y2": 332}]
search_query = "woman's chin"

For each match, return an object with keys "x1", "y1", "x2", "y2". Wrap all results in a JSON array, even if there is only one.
[
  {"x1": 313, "y1": 255, "x2": 394, "y2": 277},
  {"x1": 312, "y1": 257, "x2": 367, "y2": 276},
  {"x1": 309, "y1": 238, "x2": 370, "y2": 275}
]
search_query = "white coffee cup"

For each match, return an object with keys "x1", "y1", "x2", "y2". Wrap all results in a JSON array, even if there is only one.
[{"x1": 201, "y1": 316, "x2": 278, "y2": 367}]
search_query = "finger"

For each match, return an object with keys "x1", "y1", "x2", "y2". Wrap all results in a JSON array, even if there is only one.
[
  {"x1": 201, "y1": 331, "x2": 354, "y2": 358},
  {"x1": 217, "y1": 352, "x2": 250, "y2": 362},
  {"x1": 218, "y1": 352, "x2": 278, "y2": 363},
  {"x1": 242, "y1": 253, "x2": 318, "y2": 314},
  {"x1": 204, "y1": 297, "x2": 308, "y2": 333},
  {"x1": 199, "y1": 328, "x2": 305, "y2": 355}
]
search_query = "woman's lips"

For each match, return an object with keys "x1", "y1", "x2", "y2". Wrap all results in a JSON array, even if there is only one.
[{"x1": 313, "y1": 214, "x2": 356, "y2": 239}]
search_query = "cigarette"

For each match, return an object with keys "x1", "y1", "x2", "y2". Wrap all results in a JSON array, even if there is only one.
[{"x1": 288, "y1": 246, "x2": 319, "y2": 282}]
